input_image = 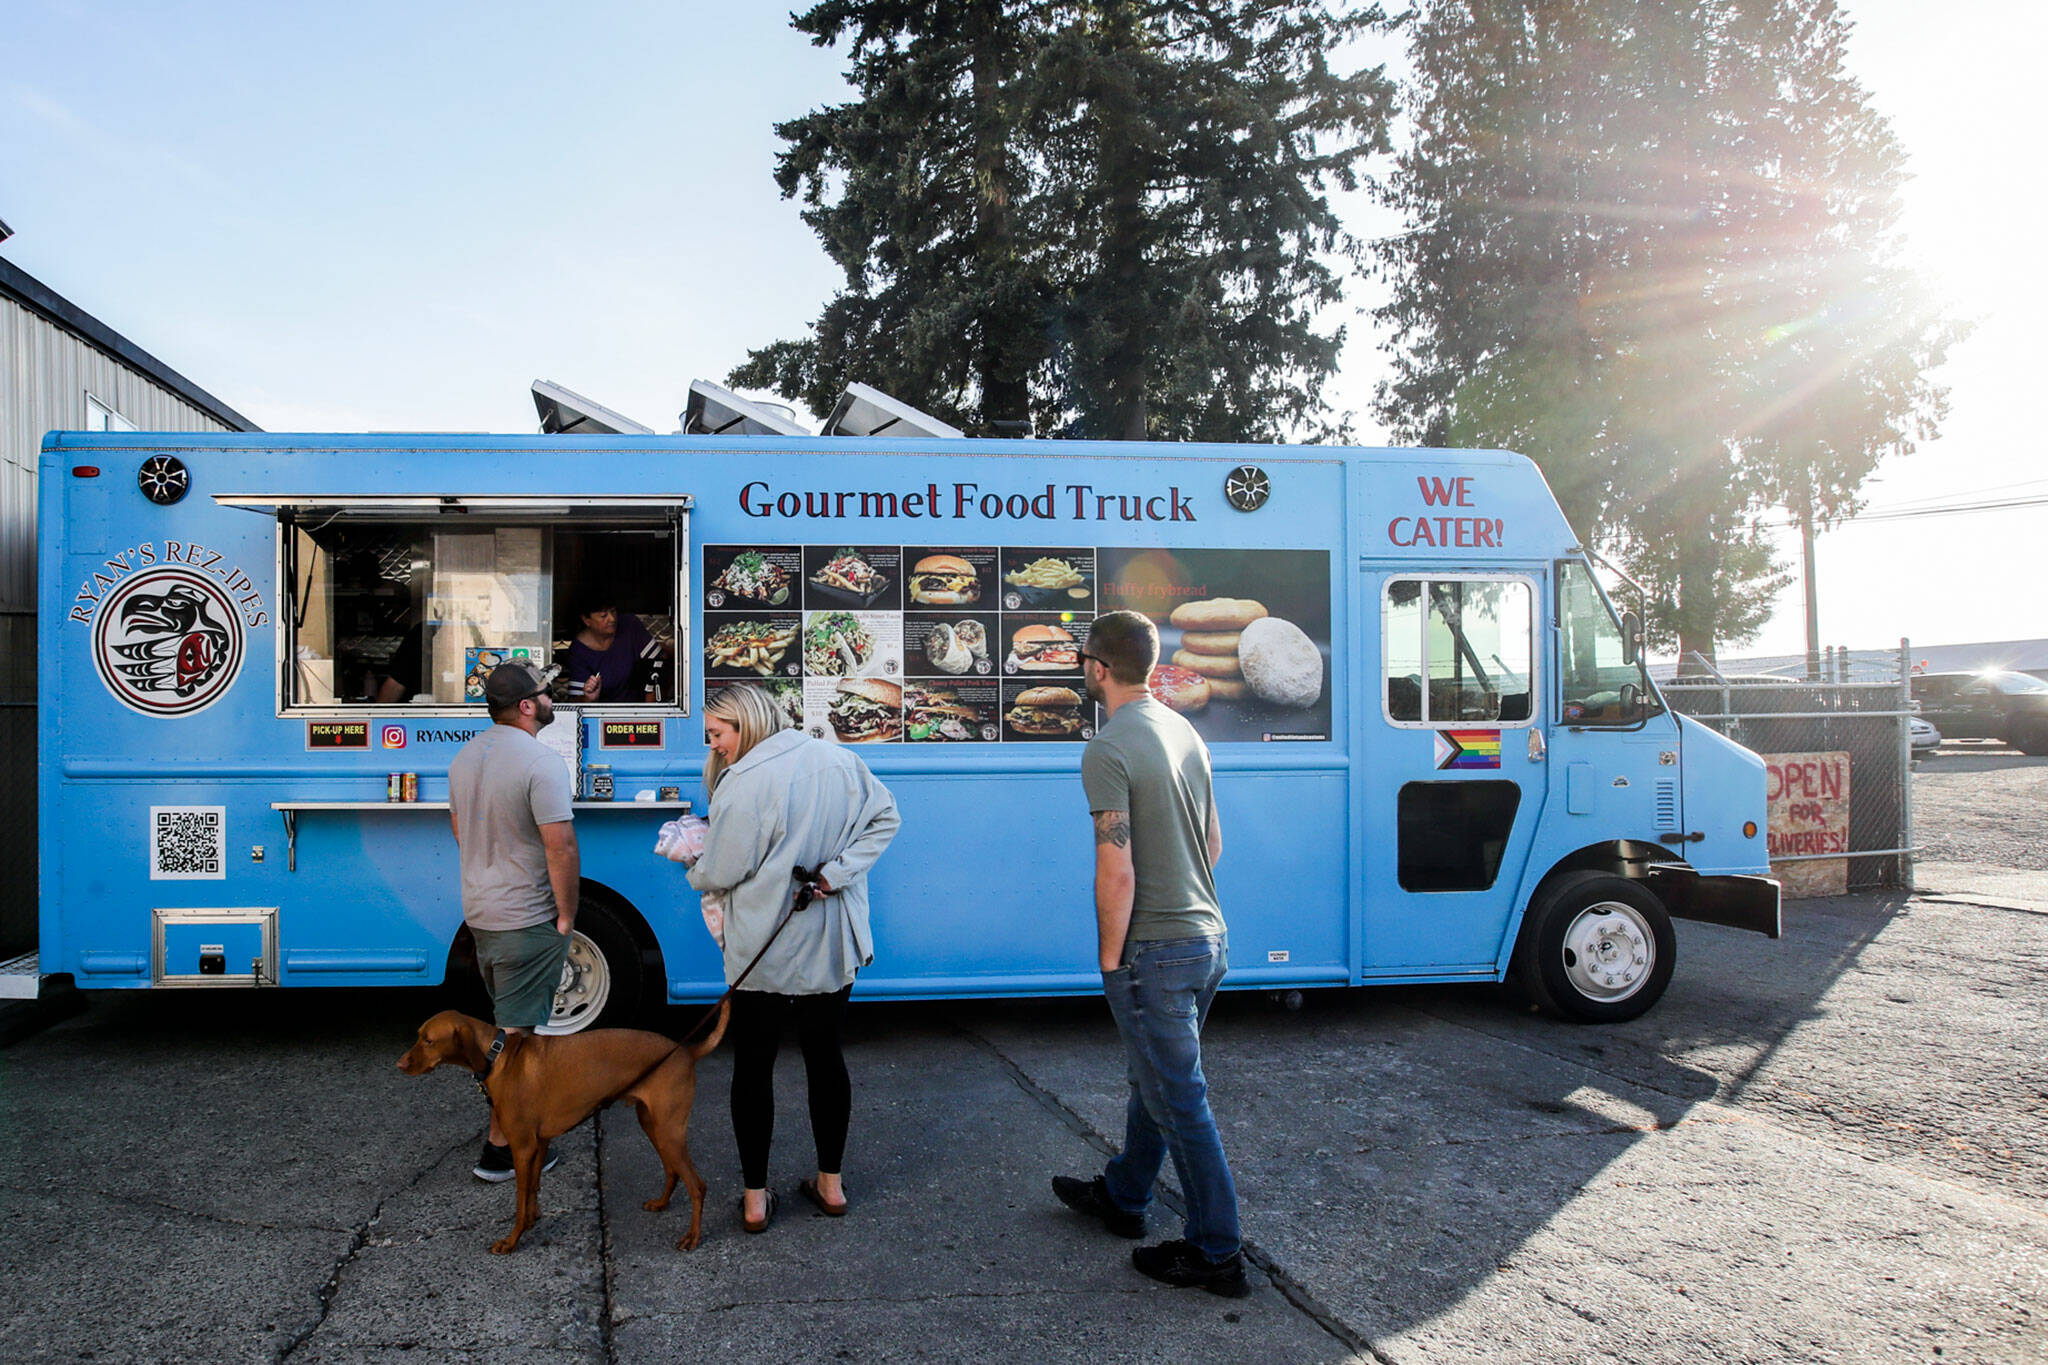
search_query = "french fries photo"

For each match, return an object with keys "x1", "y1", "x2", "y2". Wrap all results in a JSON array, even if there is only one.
[
  {"x1": 1003, "y1": 556, "x2": 1084, "y2": 590},
  {"x1": 704, "y1": 620, "x2": 799, "y2": 674}
]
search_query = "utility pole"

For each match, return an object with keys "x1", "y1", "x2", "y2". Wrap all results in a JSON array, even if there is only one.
[{"x1": 1800, "y1": 466, "x2": 1821, "y2": 682}]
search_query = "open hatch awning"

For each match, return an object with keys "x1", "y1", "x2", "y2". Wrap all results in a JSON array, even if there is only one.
[{"x1": 212, "y1": 494, "x2": 693, "y2": 514}]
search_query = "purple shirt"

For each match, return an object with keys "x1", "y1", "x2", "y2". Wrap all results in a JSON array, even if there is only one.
[{"x1": 566, "y1": 613, "x2": 653, "y2": 701}]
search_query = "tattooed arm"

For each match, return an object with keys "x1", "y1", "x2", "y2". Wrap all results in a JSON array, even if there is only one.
[{"x1": 1093, "y1": 809, "x2": 1136, "y2": 972}]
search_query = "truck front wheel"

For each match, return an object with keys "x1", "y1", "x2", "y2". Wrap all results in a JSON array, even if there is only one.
[{"x1": 1514, "y1": 872, "x2": 1675, "y2": 1023}]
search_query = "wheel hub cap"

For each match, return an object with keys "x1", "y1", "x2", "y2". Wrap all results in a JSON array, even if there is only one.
[
  {"x1": 537, "y1": 929, "x2": 612, "y2": 1035},
  {"x1": 1560, "y1": 901, "x2": 1653, "y2": 1002}
]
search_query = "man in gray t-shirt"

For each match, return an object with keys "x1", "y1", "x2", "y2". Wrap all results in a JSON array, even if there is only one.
[
  {"x1": 1052, "y1": 610, "x2": 1247, "y2": 1298},
  {"x1": 446, "y1": 658, "x2": 579, "y2": 1181}
]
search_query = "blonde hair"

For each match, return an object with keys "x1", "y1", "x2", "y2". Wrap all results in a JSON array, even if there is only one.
[{"x1": 703, "y1": 684, "x2": 789, "y2": 795}]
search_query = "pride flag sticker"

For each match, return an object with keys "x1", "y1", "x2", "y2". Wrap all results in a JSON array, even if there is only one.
[{"x1": 1434, "y1": 729, "x2": 1502, "y2": 770}]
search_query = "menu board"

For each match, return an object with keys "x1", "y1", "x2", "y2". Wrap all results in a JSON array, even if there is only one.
[{"x1": 703, "y1": 544, "x2": 1329, "y2": 745}]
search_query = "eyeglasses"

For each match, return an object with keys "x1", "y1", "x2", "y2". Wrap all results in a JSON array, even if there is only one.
[{"x1": 1076, "y1": 652, "x2": 1104, "y2": 669}]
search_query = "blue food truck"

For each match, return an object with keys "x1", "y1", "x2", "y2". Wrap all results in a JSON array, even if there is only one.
[{"x1": 32, "y1": 428, "x2": 1779, "y2": 1028}]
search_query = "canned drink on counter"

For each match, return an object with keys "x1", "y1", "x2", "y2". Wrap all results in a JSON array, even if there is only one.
[
  {"x1": 659, "y1": 785, "x2": 680, "y2": 802},
  {"x1": 387, "y1": 773, "x2": 403, "y2": 802},
  {"x1": 402, "y1": 772, "x2": 418, "y2": 802},
  {"x1": 588, "y1": 765, "x2": 613, "y2": 801}
]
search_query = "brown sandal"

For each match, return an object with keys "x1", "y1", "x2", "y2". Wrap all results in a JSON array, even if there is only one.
[
  {"x1": 798, "y1": 1177, "x2": 848, "y2": 1217},
  {"x1": 740, "y1": 1188, "x2": 778, "y2": 1234}
]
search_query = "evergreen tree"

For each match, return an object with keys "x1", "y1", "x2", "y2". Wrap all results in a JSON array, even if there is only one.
[
  {"x1": 732, "y1": 1, "x2": 1053, "y2": 434},
  {"x1": 1374, "y1": 0, "x2": 1958, "y2": 661},
  {"x1": 734, "y1": 0, "x2": 1396, "y2": 441}
]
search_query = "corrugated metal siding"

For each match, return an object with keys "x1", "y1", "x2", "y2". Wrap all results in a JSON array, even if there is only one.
[
  {"x1": 1, "y1": 293, "x2": 246, "y2": 955},
  {"x1": 3, "y1": 295, "x2": 241, "y2": 611}
]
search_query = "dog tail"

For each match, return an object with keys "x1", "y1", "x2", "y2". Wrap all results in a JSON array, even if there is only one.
[{"x1": 689, "y1": 997, "x2": 731, "y2": 1059}]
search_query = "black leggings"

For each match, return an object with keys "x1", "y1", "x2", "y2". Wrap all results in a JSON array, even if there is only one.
[{"x1": 728, "y1": 984, "x2": 854, "y2": 1188}]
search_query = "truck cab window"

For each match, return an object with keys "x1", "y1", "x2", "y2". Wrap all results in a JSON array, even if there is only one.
[
  {"x1": 283, "y1": 512, "x2": 679, "y2": 709},
  {"x1": 1557, "y1": 559, "x2": 1657, "y2": 725},
  {"x1": 1383, "y1": 577, "x2": 1534, "y2": 726}
]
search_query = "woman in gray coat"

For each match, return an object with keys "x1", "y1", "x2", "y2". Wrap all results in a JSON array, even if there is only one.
[{"x1": 688, "y1": 684, "x2": 900, "y2": 1232}]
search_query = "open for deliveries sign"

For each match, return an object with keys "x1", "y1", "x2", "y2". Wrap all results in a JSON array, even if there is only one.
[{"x1": 1763, "y1": 751, "x2": 1851, "y2": 898}]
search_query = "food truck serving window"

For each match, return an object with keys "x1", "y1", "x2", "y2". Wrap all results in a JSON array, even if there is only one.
[
  {"x1": 1383, "y1": 577, "x2": 1535, "y2": 727},
  {"x1": 275, "y1": 503, "x2": 686, "y2": 711}
]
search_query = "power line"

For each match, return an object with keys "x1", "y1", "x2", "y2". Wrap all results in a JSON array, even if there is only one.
[
  {"x1": 1845, "y1": 493, "x2": 2048, "y2": 524},
  {"x1": 1752, "y1": 490, "x2": 2048, "y2": 530}
]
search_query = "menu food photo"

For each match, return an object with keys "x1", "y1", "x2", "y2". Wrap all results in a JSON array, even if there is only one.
[{"x1": 703, "y1": 543, "x2": 1331, "y2": 745}]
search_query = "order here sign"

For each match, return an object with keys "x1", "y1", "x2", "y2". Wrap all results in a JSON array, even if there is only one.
[{"x1": 1763, "y1": 751, "x2": 1851, "y2": 898}]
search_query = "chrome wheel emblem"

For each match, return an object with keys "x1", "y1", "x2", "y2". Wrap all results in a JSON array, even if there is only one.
[
  {"x1": 1224, "y1": 465, "x2": 1269, "y2": 512},
  {"x1": 138, "y1": 455, "x2": 190, "y2": 505}
]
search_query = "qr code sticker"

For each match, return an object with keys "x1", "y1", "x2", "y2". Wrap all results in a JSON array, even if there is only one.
[{"x1": 150, "y1": 806, "x2": 227, "y2": 880}]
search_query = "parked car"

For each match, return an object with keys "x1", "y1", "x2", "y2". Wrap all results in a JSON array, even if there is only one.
[
  {"x1": 1909, "y1": 671, "x2": 2048, "y2": 755},
  {"x1": 1909, "y1": 714, "x2": 1941, "y2": 756}
]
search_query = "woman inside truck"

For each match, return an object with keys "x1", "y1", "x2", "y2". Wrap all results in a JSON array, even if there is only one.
[{"x1": 564, "y1": 593, "x2": 657, "y2": 702}]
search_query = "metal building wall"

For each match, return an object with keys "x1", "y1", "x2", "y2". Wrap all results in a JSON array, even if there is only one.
[{"x1": 1, "y1": 294, "x2": 244, "y2": 956}]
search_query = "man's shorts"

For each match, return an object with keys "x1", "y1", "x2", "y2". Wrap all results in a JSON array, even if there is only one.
[{"x1": 471, "y1": 922, "x2": 573, "y2": 1029}]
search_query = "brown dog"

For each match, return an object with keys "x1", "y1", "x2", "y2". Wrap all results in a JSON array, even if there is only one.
[{"x1": 397, "y1": 1003, "x2": 729, "y2": 1254}]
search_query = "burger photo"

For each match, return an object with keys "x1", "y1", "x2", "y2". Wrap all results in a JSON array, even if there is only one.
[
  {"x1": 1009, "y1": 623, "x2": 1080, "y2": 672},
  {"x1": 1005, "y1": 685, "x2": 1084, "y2": 736},
  {"x1": 829, "y1": 677, "x2": 902, "y2": 743},
  {"x1": 905, "y1": 685, "x2": 984, "y2": 741},
  {"x1": 908, "y1": 554, "x2": 981, "y2": 606}
]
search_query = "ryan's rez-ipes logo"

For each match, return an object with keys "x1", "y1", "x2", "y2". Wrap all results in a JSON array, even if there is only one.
[{"x1": 92, "y1": 567, "x2": 246, "y2": 716}]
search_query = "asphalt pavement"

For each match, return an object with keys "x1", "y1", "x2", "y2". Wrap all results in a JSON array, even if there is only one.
[{"x1": 3, "y1": 761, "x2": 2044, "y2": 1363}]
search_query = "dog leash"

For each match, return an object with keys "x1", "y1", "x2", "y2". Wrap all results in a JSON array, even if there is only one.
[
  {"x1": 469, "y1": 867, "x2": 821, "y2": 1110},
  {"x1": 679, "y1": 864, "x2": 823, "y2": 1045}
]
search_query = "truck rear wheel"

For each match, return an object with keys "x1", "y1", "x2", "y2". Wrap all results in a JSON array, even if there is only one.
[
  {"x1": 1514, "y1": 872, "x2": 1675, "y2": 1023},
  {"x1": 539, "y1": 896, "x2": 647, "y2": 1034}
]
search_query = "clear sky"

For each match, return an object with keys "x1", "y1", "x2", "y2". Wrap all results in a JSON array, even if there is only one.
[{"x1": 3, "y1": 1, "x2": 2037, "y2": 660}]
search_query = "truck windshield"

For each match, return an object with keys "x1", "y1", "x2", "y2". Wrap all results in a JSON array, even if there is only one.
[
  {"x1": 281, "y1": 511, "x2": 679, "y2": 709},
  {"x1": 1557, "y1": 559, "x2": 1658, "y2": 725}
]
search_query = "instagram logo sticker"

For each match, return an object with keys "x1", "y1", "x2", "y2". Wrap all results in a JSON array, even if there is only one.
[{"x1": 381, "y1": 725, "x2": 407, "y2": 750}]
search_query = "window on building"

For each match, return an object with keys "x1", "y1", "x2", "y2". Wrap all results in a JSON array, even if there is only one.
[
  {"x1": 279, "y1": 506, "x2": 683, "y2": 710},
  {"x1": 1384, "y1": 577, "x2": 1534, "y2": 726},
  {"x1": 84, "y1": 393, "x2": 135, "y2": 432}
]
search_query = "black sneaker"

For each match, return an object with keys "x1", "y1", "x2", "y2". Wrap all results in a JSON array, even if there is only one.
[
  {"x1": 473, "y1": 1141, "x2": 560, "y2": 1183},
  {"x1": 1051, "y1": 1174, "x2": 1145, "y2": 1239},
  {"x1": 1131, "y1": 1239, "x2": 1251, "y2": 1298}
]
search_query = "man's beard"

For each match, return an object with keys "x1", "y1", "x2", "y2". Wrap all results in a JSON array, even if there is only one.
[{"x1": 534, "y1": 696, "x2": 554, "y2": 727}]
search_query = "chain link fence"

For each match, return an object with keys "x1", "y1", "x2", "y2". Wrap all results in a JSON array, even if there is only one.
[{"x1": 1657, "y1": 645, "x2": 1914, "y2": 891}]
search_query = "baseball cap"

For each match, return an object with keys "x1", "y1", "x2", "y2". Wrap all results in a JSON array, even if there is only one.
[{"x1": 484, "y1": 658, "x2": 555, "y2": 708}]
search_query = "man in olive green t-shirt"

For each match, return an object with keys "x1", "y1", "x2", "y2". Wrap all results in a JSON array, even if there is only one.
[{"x1": 1051, "y1": 610, "x2": 1246, "y2": 1298}]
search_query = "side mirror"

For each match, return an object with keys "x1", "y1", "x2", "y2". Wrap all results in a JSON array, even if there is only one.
[{"x1": 1622, "y1": 610, "x2": 1642, "y2": 667}]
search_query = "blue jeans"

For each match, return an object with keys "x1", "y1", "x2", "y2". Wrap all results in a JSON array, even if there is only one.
[{"x1": 1100, "y1": 934, "x2": 1240, "y2": 1262}]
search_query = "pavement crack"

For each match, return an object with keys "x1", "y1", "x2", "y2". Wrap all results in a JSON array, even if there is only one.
[
  {"x1": 1915, "y1": 894, "x2": 2048, "y2": 918},
  {"x1": 948, "y1": 1017, "x2": 1119, "y2": 1161},
  {"x1": 1353, "y1": 1116, "x2": 1715, "y2": 1154},
  {"x1": 949, "y1": 1016, "x2": 1391, "y2": 1364},
  {"x1": 698, "y1": 1284, "x2": 1159, "y2": 1312},
  {"x1": 0, "y1": 1179, "x2": 351, "y2": 1235},
  {"x1": 596, "y1": 1108, "x2": 621, "y2": 1365},
  {"x1": 275, "y1": 1128, "x2": 477, "y2": 1364},
  {"x1": 1534, "y1": 1284, "x2": 1603, "y2": 1325}
]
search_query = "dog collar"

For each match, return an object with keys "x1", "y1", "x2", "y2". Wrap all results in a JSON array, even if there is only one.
[{"x1": 475, "y1": 1029, "x2": 508, "y2": 1099}]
